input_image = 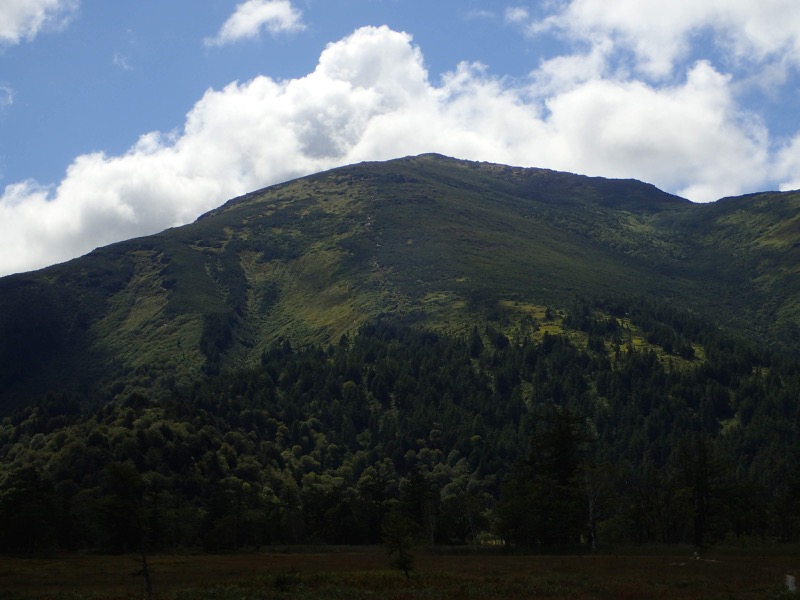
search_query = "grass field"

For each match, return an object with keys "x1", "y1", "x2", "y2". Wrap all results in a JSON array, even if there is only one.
[{"x1": 0, "y1": 547, "x2": 798, "y2": 599}]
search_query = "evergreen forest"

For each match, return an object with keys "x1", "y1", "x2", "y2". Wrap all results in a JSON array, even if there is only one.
[{"x1": 2, "y1": 300, "x2": 799, "y2": 555}]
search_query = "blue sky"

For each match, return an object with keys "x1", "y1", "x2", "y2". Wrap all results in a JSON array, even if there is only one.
[{"x1": 1, "y1": 0, "x2": 799, "y2": 276}]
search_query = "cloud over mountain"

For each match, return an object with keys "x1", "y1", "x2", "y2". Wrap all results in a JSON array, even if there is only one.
[{"x1": 0, "y1": 23, "x2": 793, "y2": 276}]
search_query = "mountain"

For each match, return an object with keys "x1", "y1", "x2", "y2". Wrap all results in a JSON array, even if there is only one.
[
  {"x1": 1, "y1": 153, "x2": 799, "y2": 412},
  {"x1": 3, "y1": 154, "x2": 800, "y2": 553}
]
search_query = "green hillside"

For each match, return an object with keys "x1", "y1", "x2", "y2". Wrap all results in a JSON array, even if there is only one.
[{"x1": 1, "y1": 154, "x2": 798, "y2": 410}]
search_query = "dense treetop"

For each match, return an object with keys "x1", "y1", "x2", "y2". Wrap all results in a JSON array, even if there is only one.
[{"x1": 2, "y1": 303, "x2": 799, "y2": 552}]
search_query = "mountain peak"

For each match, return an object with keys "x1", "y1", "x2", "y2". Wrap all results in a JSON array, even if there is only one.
[{"x1": 0, "y1": 156, "x2": 797, "y2": 410}]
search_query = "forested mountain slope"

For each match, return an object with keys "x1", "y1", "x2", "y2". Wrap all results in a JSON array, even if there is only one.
[
  {"x1": 1, "y1": 155, "x2": 800, "y2": 553},
  {"x1": 1, "y1": 154, "x2": 798, "y2": 411},
  {"x1": 1, "y1": 314, "x2": 799, "y2": 552}
]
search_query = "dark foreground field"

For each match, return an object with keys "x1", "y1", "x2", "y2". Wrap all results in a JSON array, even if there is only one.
[{"x1": 0, "y1": 547, "x2": 798, "y2": 599}]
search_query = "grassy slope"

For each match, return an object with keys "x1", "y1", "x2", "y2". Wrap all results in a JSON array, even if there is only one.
[
  {"x1": 0, "y1": 154, "x2": 798, "y2": 410},
  {"x1": 689, "y1": 191, "x2": 800, "y2": 346}
]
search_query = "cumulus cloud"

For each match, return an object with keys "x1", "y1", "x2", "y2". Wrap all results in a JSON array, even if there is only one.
[
  {"x1": 541, "y1": 61, "x2": 768, "y2": 200},
  {"x1": 205, "y1": 0, "x2": 305, "y2": 46},
  {"x1": 0, "y1": 0, "x2": 77, "y2": 46},
  {"x1": 0, "y1": 25, "x2": 785, "y2": 276},
  {"x1": 531, "y1": 41, "x2": 613, "y2": 94},
  {"x1": 522, "y1": 0, "x2": 800, "y2": 79}
]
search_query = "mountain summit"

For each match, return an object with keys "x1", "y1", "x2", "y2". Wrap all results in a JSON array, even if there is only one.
[{"x1": 1, "y1": 154, "x2": 798, "y2": 410}]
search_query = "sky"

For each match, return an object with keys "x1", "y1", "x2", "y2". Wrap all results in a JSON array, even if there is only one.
[{"x1": 1, "y1": 1, "x2": 799, "y2": 276}]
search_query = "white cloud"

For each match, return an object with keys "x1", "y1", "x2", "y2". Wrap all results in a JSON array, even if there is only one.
[
  {"x1": 0, "y1": 85, "x2": 13, "y2": 111},
  {"x1": 0, "y1": 25, "x2": 784, "y2": 276},
  {"x1": 505, "y1": 7, "x2": 530, "y2": 24},
  {"x1": 205, "y1": 0, "x2": 305, "y2": 47},
  {"x1": 0, "y1": 0, "x2": 77, "y2": 46},
  {"x1": 531, "y1": 40, "x2": 614, "y2": 94},
  {"x1": 539, "y1": 61, "x2": 769, "y2": 200},
  {"x1": 775, "y1": 135, "x2": 800, "y2": 192},
  {"x1": 526, "y1": 0, "x2": 800, "y2": 79},
  {"x1": 112, "y1": 52, "x2": 133, "y2": 71}
]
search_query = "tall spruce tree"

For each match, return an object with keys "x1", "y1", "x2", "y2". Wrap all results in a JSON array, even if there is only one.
[{"x1": 497, "y1": 404, "x2": 590, "y2": 547}]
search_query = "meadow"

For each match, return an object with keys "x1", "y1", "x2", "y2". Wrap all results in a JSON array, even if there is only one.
[{"x1": 0, "y1": 547, "x2": 798, "y2": 599}]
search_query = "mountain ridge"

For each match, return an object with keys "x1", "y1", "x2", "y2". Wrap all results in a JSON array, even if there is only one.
[{"x1": 0, "y1": 153, "x2": 798, "y2": 412}]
